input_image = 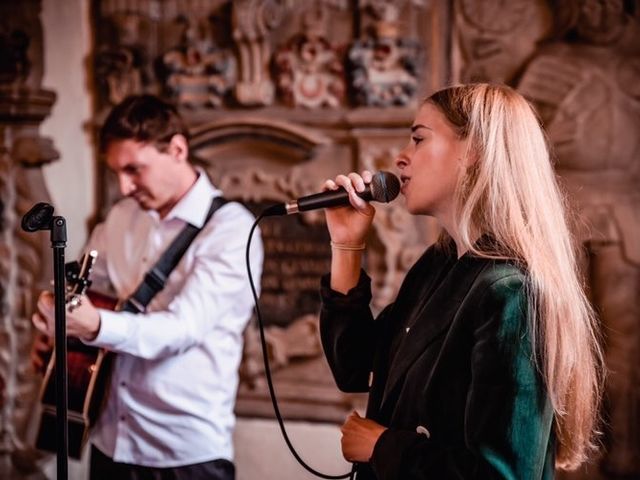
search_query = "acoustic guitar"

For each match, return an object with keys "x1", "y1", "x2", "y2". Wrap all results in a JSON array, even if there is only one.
[{"x1": 35, "y1": 251, "x2": 118, "y2": 459}]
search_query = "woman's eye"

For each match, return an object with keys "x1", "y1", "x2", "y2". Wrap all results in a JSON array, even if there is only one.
[{"x1": 412, "y1": 136, "x2": 423, "y2": 145}]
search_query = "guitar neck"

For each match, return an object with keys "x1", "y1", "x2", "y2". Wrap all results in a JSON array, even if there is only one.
[{"x1": 87, "y1": 290, "x2": 119, "y2": 311}]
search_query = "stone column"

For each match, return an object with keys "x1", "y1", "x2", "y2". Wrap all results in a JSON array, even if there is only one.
[{"x1": 0, "y1": 0, "x2": 59, "y2": 476}]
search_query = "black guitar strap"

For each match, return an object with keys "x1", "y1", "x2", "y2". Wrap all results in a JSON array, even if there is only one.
[{"x1": 120, "y1": 196, "x2": 228, "y2": 314}]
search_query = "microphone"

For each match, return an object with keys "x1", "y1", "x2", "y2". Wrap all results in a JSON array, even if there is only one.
[
  {"x1": 21, "y1": 202, "x2": 54, "y2": 232},
  {"x1": 263, "y1": 171, "x2": 401, "y2": 216}
]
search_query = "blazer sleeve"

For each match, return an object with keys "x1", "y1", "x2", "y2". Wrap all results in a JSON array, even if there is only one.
[
  {"x1": 370, "y1": 273, "x2": 554, "y2": 480},
  {"x1": 320, "y1": 271, "x2": 392, "y2": 393}
]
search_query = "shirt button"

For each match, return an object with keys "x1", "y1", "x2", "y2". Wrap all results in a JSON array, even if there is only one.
[
  {"x1": 120, "y1": 381, "x2": 126, "y2": 387},
  {"x1": 120, "y1": 415, "x2": 126, "y2": 422}
]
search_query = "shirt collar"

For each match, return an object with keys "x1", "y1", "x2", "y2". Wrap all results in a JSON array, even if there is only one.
[{"x1": 163, "y1": 168, "x2": 222, "y2": 227}]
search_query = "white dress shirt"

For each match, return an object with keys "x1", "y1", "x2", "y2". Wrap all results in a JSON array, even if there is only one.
[{"x1": 84, "y1": 171, "x2": 263, "y2": 467}]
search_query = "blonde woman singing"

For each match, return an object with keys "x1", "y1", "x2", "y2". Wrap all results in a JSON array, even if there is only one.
[{"x1": 319, "y1": 83, "x2": 603, "y2": 479}]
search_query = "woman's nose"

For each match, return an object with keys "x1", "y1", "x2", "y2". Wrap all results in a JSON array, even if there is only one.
[{"x1": 395, "y1": 145, "x2": 410, "y2": 169}]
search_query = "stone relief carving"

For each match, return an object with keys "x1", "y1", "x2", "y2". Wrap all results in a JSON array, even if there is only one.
[
  {"x1": 188, "y1": 117, "x2": 367, "y2": 420},
  {"x1": 95, "y1": 11, "x2": 152, "y2": 105},
  {"x1": 454, "y1": 0, "x2": 550, "y2": 84},
  {"x1": 0, "y1": 138, "x2": 14, "y2": 473},
  {"x1": 189, "y1": 117, "x2": 332, "y2": 208},
  {"x1": 0, "y1": 0, "x2": 44, "y2": 90},
  {"x1": 450, "y1": 2, "x2": 640, "y2": 475},
  {"x1": 0, "y1": 127, "x2": 59, "y2": 479},
  {"x1": 0, "y1": 2, "x2": 59, "y2": 475},
  {"x1": 349, "y1": 0, "x2": 423, "y2": 107},
  {"x1": 515, "y1": 1, "x2": 640, "y2": 477},
  {"x1": 232, "y1": 0, "x2": 291, "y2": 106},
  {"x1": 87, "y1": 0, "x2": 442, "y2": 424},
  {"x1": 0, "y1": 29, "x2": 32, "y2": 87},
  {"x1": 273, "y1": 34, "x2": 345, "y2": 109},
  {"x1": 92, "y1": 0, "x2": 432, "y2": 109},
  {"x1": 240, "y1": 313, "x2": 322, "y2": 390},
  {"x1": 161, "y1": 14, "x2": 236, "y2": 108},
  {"x1": 0, "y1": 24, "x2": 58, "y2": 478},
  {"x1": 273, "y1": 3, "x2": 346, "y2": 108}
]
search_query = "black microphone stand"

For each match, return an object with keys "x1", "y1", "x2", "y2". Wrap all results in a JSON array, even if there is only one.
[
  {"x1": 22, "y1": 203, "x2": 68, "y2": 480},
  {"x1": 51, "y1": 215, "x2": 68, "y2": 480}
]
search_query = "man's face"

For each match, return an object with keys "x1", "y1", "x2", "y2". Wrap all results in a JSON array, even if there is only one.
[{"x1": 105, "y1": 136, "x2": 189, "y2": 218}]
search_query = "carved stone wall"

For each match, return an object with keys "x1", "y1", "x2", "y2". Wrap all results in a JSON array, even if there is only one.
[
  {"x1": 91, "y1": 0, "x2": 447, "y2": 424},
  {"x1": 7, "y1": 0, "x2": 632, "y2": 477},
  {"x1": 0, "y1": 0, "x2": 59, "y2": 477},
  {"x1": 455, "y1": 0, "x2": 640, "y2": 478}
]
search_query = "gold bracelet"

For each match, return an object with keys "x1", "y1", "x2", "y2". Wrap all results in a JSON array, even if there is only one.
[{"x1": 330, "y1": 241, "x2": 366, "y2": 251}]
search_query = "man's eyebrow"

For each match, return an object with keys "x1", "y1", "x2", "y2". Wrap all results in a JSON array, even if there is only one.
[{"x1": 411, "y1": 124, "x2": 433, "y2": 132}]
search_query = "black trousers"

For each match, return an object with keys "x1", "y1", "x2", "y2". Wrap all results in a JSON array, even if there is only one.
[{"x1": 90, "y1": 446, "x2": 235, "y2": 480}]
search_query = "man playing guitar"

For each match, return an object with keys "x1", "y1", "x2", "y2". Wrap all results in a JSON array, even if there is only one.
[{"x1": 32, "y1": 94, "x2": 263, "y2": 480}]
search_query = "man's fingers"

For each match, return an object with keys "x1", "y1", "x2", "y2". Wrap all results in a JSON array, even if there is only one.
[
  {"x1": 31, "y1": 334, "x2": 52, "y2": 373},
  {"x1": 34, "y1": 339, "x2": 51, "y2": 352},
  {"x1": 31, "y1": 352, "x2": 44, "y2": 371},
  {"x1": 36, "y1": 291, "x2": 55, "y2": 316},
  {"x1": 32, "y1": 313, "x2": 51, "y2": 335}
]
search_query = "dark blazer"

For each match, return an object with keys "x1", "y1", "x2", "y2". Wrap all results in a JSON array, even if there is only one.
[{"x1": 320, "y1": 243, "x2": 555, "y2": 480}]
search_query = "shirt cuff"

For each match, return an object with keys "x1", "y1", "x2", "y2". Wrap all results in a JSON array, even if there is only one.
[{"x1": 83, "y1": 308, "x2": 131, "y2": 349}]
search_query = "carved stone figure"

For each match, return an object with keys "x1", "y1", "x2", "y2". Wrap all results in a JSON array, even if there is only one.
[
  {"x1": 0, "y1": 29, "x2": 31, "y2": 87},
  {"x1": 162, "y1": 14, "x2": 236, "y2": 108},
  {"x1": 0, "y1": 3, "x2": 59, "y2": 477},
  {"x1": 273, "y1": 2, "x2": 346, "y2": 109},
  {"x1": 240, "y1": 313, "x2": 322, "y2": 388},
  {"x1": 273, "y1": 33, "x2": 345, "y2": 108},
  {"x1": 455, "y1": 0, "x2": 550, "y2": 84},
  {"x1": 348, "y1": 1, "x2": 422, "y2": 107},
  {"x1": 95, "y1": 11, "x2": 151, "y2": 105},
  {"x1": 0, "y1": 109, "x2": 60, "y2": 480},
  {"x1": 517, "y1": 0, "x2": 640, "y2": 475},
  {"x1": 232, "y1": 0, "x2": 292, "y2": 106}
]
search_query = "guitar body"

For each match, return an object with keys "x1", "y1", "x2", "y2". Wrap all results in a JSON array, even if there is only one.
[{"x1": 35, "y1": 270, "x2": 120, "y2": 459}]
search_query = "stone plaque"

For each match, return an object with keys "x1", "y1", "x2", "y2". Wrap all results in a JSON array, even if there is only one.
[
  {"x1": 237, "y1": 202, "x2": 366, "y2": 422},
  {"x1": 248, "y1": 203, "x2": 331, "y2": 327}
]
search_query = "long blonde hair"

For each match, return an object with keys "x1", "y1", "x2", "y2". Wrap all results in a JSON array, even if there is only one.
[{"x1": 427, "y1": 83, "x2": 603, "y2": 470}]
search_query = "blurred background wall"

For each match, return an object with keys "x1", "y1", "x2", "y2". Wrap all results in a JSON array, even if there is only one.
[{"x1": 1, "y1": 0, "x2": 638, "y2": 479}]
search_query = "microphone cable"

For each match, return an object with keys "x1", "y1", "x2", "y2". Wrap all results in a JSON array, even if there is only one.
[{"x1": 245, "y1": 211, "x2": 355, "y2": 480}]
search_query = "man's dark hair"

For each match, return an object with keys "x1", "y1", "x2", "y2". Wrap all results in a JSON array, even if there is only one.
[{"x1": 99, "y1": 95, "x2": 189, "y2": 153}]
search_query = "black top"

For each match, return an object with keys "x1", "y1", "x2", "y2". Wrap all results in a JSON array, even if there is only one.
[{"x1": 320, "y1": 243, "x2": 555, "y2": 479}]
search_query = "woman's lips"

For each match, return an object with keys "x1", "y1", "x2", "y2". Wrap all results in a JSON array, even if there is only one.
[{"x1": 400, "y1": 175, "x2": 410, "y2": 193}]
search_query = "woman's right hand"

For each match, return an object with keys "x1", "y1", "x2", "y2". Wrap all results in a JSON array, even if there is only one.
[{"x1": 323, "y1": 171, "x2": 376, "y2": 245}]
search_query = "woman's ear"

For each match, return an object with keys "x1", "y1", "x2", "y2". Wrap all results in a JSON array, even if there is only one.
[{"x1": 167, "y1": 134, "x2": 189, "y2": 163}]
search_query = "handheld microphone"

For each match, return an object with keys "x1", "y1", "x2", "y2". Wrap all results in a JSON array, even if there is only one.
[{"x1": 263, "y1": 171, "x2": 401, "y2": 216}]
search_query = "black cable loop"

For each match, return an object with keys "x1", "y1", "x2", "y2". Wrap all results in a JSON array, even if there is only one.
[{"x1": 245, "y1": 212, "x2": 354, "y2": 480}]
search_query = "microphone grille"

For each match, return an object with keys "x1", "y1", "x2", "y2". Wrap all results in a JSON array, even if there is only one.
[{"x1": 370, "y1": 171, "x2": 401, "y2": 204}]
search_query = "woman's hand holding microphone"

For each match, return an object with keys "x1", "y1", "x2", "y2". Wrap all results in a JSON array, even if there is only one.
[{"x1": 323, "y1": 171, "x2": 376, "y2": 293}]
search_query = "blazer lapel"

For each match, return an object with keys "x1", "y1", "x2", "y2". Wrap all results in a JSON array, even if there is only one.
[{"x1": 380, "y1": 255, "x2": 487, "y2": 408}]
